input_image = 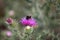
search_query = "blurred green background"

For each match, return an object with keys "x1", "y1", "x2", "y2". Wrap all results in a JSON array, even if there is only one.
[{"x1": 0, "y1": 0, "x2": 60, "y2": 40}]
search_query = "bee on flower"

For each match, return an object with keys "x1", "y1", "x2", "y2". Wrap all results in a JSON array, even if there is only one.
[{"x1": 20, "y1": 16, "x2": 38, "y2": 28}]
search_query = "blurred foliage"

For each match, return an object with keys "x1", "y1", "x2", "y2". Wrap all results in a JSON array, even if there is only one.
[{"x1": 0, "y1": 0, "x2": 60, "y2": 40}]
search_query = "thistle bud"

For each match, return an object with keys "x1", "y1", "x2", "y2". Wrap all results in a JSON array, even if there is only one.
[
  {"x1": 24, "y1": 26, "x2": 33, "y2": 34},
  {"x1": 6, "y1": 18, "x2": 13, "y2": 24}
]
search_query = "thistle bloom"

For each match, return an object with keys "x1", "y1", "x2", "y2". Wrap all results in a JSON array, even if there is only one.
[
  {"x1": 20, "y1": 16, "x2": 37, "y2": 27},
  {"x1": 9, "y1": 10, "x2": 14, "y2": 16},
  {"x1": 6, "y1": 18, "x2": 13, "y2": 24},
  {"x1": 6, "y1": 31, "x2": 12, "y2": 37}
]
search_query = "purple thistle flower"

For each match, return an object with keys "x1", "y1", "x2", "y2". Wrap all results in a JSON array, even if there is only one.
[{"x1": 20, "y1": 16, "x2": 37, "y2": 27}]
